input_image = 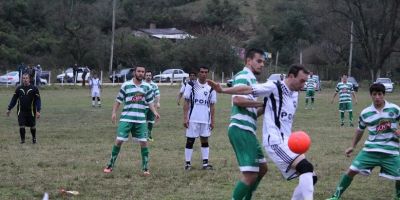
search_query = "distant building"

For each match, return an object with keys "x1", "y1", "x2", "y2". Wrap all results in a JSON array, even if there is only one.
[{"x1": 133, "y1": 24, "x2": 195, "y2": 41}]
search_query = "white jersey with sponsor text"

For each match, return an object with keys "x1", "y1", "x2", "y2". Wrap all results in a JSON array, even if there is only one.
[
  {"x1": 252, "y1": 80, "x2": 298, "y2": 146},
  {"x1": 90, "y1": 78, "x2": 101, "y2": 91},
  {"x1": 184, "y1": 81, "x2": 217, "y2": 124}
]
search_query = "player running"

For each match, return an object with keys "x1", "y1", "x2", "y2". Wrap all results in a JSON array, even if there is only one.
[
  {"x1": 144, "y1": 71, "x2": 160, "y2": 141},
  {"x1": 331, "y1": 74, "x2": 358, "y2": 126},
  {"x1": 89, "y1": 73, "x2": 102, "y2": 107},
  {"x1": 183, "y1": 66, "x2": 216, "y2": 170},
  {"x1": 326, "y1": 83, "x2": 400, "y2": 200},
  {"x1": 305, "y1": 72, "x2": 317, "y2": 109},
  {"x1": 209, "y1": 64, "x2": 318, "y2": 200},
  {"x1": 103, "y1": 66, "x2": 160, "y2": 175}
]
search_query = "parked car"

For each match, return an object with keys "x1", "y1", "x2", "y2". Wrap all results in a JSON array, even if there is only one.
[
  {"x1": 0, "y1": 71, "x2": 47, "y2": 85},
  {"x1": 153, "y1": 69, "x2": 188, "y2": 82},
  {"x1": 56, "y1": 67, "x2": 91, "y2": 83},
  {"x1": 109, "y1": 68, "x2": 134, "y2": 82},
  {"x1": 347, "y1": 76, "x2": 359, "y2": 92},
  {"x1": 302, "y1": 74, "x2": 321, "y2": 91},
  {"x1": 268, "y1": 73, "x2": 286, "y2": 81},
  {"x1": 375, "y1": 77, "x2": 394, "y2": 92}
]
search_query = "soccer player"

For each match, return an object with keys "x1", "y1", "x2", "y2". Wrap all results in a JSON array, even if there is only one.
[
  {"x1": 305, "y1": 72, "x2": 317, "y2": 109},
  {"x1": 331, "y1": 74, "x2": 358, "y2": 126},
  {"x1": 208, "y1": 64, "x2": 318, "y2": 200},
  {"x1": 89, "y1": 73, "x2": 102, "y2": 107},
  {"x1": 177, "y1": 72, "x2": 197, "y2": 105},
  {"x1": 6, "y1": 74, "x2": 41, "y2": 144},
  {"x1": 183, "y1": 66, "x2": 216, "y2": 170},
  {"x1": 326, "y1": 83, "x2": 400, "y2": 200},
  {"x1": 145, "y1": 71, "x2": 160, "y2": 141},
  {"x1": 103, "y1": 66, "x2": 160, "y2": 175}
]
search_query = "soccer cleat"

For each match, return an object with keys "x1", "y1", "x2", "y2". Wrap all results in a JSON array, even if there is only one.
[
  {"x1": 32, "y1": 138, "x2": 36, "y2": 144},
  {"x1": 325, "y1": 197, "x2": 339, "y2": 200},
  {"x1": 148, "y1": 136, "x2": 154, "y2": 142},
  {"x1": 349, "y1": 123, "x2": 354, "y2": 127},
  {"x1": 143, "y1": 169, "x2": 151, "y2": 176},
  {"x1": 103, "y1": 166, "x2": 113, "y2": 173},
  {"x1": 202, "y1": 164, "x2": 213, "y2": 170},
  {"x1": 184, "y1": 164, "x2": 192, "y2": 170},
  {"x1": 340, "y1": 122, "x2": 344, "y2": 127}
]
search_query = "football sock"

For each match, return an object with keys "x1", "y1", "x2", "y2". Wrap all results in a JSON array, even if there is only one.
[
  {"x1": 311, "y1": 97, "x2": 314, "y2": 104},
  {"x1": 92, "y1": 101, "x2": 95, "y2": 106},
  {"x1": 148, "y1": 123, "x2": 153, "y2": 138},
  {"x1": 340, "y1": 112, "x2": 345, "y2": 123},
  {"x1": 349, "y1": 111, "x2": 353, "y2": 123},
  {"x1": 291, "y1": 185, "x2": 302, "y2": 200},
  {"x1": 332, "y1": 174, "x2": 353, "y2": 198},
  {"x1": 201, "y1": 147, "x2": 209, "y2": 166},
  {"x1": 233, "y1": 181, "x2": 251, "y2": 200},
  {"x1": 305, "y1": 98, "x2": 309, "y2": 106},
  {"x1": 185, "y1": 148, "x2": 193, "y2": 163},
  {"x1": 141, "y1": 147, "x2": 149, "y2": 171},
  {"x1": 107, "y1": 145, "x2": 121, "y2": 168},
  {"x1": 30, "y1": 128, "x2": 36, "y2": 139},
  {"x1": 396, "y1": 180, "x2": 400, "y2": 198},
  {"x1": 299, "y1": 172, "x2": 314, "y2": 200},
  {"x1": 245, "y1": 176, "x2": 262, "y2": 200},
  {"x1": 19, "y1": 128, "x2": 26, "y2": 142}
]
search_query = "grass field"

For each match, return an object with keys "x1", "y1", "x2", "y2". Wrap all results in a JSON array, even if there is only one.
[{"x1": 0, "y1": 85, "x2": 399, "y2": 200}]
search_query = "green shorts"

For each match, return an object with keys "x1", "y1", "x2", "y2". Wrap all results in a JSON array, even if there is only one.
[
  {"x1": 350, "y1": 150, "x2": 400, "y2": 180},
  {"x1": 146, "y1": 108, "x2": 155, "y2": 123},
  {"x1": 117, "y1": 121, "x2": 148, "y2": 142},
  {"x1": 228, "y1": 125, "x2": 266, "y2": 172},
  {"x1": 306, "y1": 90, "x2": 315, "y2": 98},
  {"x1": 339, "y1": 102, "x2": 352, "y2": 112}
]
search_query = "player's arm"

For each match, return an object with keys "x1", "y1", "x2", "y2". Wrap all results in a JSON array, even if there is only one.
[
  {"x1": 232, "y1": 96, "x2": 264, "y2": 107},
  {"x1": 345, "y1": 129, "x2": 364, "y2": 157},
  {"x1": 210, "y1": 103, "x2": 215, "y2": 130},
  {"x1": 6, "y1": 88, "x2": 19, "y2": 116},
  {"x1": 183, "y1": 99, "x2": 190, "y2": 128},
  {"x1": 352, "y1": 91, "x2": 358, "y2": 104},
  {"x1": 177, "y1": 84, "x2": 185, "y2": 105},
  {"x1": 111, "y1": 101, "x2": 121, "y2": 124},
  {"x1": 34, "y1": 88, "x2": 41, "y2": 119},
  {"x1": 330, "y1": 92, "x2": 338, "y2": 104},
  {"x1": 148, "y1": 102, "x2": 160, "y2": 121}
]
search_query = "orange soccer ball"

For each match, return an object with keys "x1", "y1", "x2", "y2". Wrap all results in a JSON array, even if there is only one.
[{"x1": 288, "y1": 131, "x2": 311, "y2": 154}]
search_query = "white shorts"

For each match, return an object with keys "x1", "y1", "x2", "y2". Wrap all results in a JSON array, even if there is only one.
[
  {"x1": 186, "y1": 122, "x2": 211, "y2": 138},
  {"x1": 264, "y1": 138, "x2": 301, "y2": 180},
  {"x1": 91, "y1": 89, "x2": 101, "y2": 97}
]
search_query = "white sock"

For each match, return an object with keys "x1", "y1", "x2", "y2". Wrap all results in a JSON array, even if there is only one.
[
  {"x1": 92, "y1": 101, "x2": 95, "y2": 106},
  {"x1": 299, "y1": 172, "x2": 314, "y2": 200},
  {"x1": 291, "y1": 185, "x2": 303, "y2": 200},
  {"x1": 201, "y1": 147, "x2": 209, "y2": 166},
  {"x1": 98, "y1": 101, "x2": 101, "y2": 106},
  {"x1": 185, "y1": 148, "x2": 193, "y2": 163}
]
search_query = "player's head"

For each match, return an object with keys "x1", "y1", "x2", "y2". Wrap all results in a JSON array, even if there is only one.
[
  {"x1": 286, "y1": 64, "x2": 309, "y2": 91},
  {"x1": 198, "y1": 66, "x2": 209, "y2": 82},
  {"x1": 341, "y1": 74, "x2": 348, "y2": 83},
  {"x1": 145, "y1": 71, "x2": 152, "y2": 82},
  {"x1": 245, "y1": 48, "x2": 265, "y2": 75},
  {"x1": 22, "y1": 73, "x2": 30, "y2": 86},
  {"x1": 189, "y1": 71, "x2": 197, "y2": 81},
  {"x1": 370, "y1": 83, "x2": 386, "y2": 105},
  {"x1": 134, "y1": 66, "x2": 145, "y2": 81}
]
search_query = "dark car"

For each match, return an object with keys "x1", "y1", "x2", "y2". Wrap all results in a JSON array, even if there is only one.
[
  {"x1": 348, "y1": 76, "x2": 359, "y2": 92},
  {"x1": 109, "y1": 68, "x2": 134, "y2": 82},
  {"x1": 40, "y1": 70, "x2": 50, "y2": 80}
]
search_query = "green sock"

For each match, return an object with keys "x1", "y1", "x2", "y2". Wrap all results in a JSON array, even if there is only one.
[
  {"x1": 141, "y1": 147, "x2": 150, "y2": 171},
  {"x1": 332, "y1": 174, "x2": 353, "y2": 198},
  {"x1": 305, "y1": 98, "x2": 309, "y2": 106},
  {"x1": 245, "y1": 177, "x2": 262, "y2": 200},
  {"x1": 233, "y1": 181, "x2": 251, "y2": 200},
  {"x1": 349, "y1": 111, "x2": 353, "y2": 123},
  {"x1": 148, "y1": 123, "x2": 153, "y2": 138},
  {"x1": 107, "y1": 145, "x2": 121, "y2": 168},
  {"x1": 396, "y1": 181, "x2": 400, "y2": 198},
  {"x1": 340, "y1": 112, "x2": 345, "y2": 123}
]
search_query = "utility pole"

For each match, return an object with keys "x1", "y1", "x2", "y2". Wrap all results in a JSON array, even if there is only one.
[
  {"x1": 109, "y1": 0, "x2": 116, "y2": 75},
  {"x1": 348, "y1": 21, "x2": 354, "y2": 77},
  {"x1": 275, "y1": 51, "x2": 279, "y2": 72},
  {"x1": 300, "y1": 51, "x2": 303, "y2": 64}
]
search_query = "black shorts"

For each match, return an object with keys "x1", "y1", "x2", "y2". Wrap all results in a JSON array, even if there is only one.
[{"x1": 18, "y1": 112, "x2": 36, "y2": 127}]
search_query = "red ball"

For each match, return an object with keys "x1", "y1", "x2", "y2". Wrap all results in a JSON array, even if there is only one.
[{"x1": 288, "y1": 131, "x2": 311, "y2": 154}]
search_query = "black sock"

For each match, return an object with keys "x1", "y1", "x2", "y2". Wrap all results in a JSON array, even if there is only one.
[
  {"x1": 203, "y1": 159, "x2": 209, "y2": 165},
  {"x1": 31, "y1": 128, "x2": 36, "y2": 139},
  {"x1": 19, "y1": 128, "x2": 26, "y2": 142},
  {"x1": 186, "y1": 161, "x2": 191, "y2": 165}
]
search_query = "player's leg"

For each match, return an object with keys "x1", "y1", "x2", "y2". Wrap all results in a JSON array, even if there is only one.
[
  {"x1": 245, "y1": 145, "x2": 268, "y2": 200},
  {"x1": 228, "y1": 126, "x2": 262, "y2": 200},
  {"x1": 18, "y1": 114, "x2": 26, "y2": 144},
  {"x1": 310, "y1": 91, "x2": 315, "y2": 109},
  {"x1": 200, "y1": 123, "x2": 212, "y2": 169},
  {"x1": 96, "y1": 91, "x2": 101, "y2": 107},
  {"x1": 146, "y1": 108, "x2": 155, "y2": 141},
  {"x1": 291, "y1": 156, "x2": 316, "y2": 200},
  {"x1": 133, "y1": 122, "x2": 150, "y2": 174},
  {"x1": 185, "y1": 122, "x2": 198, "y2": 170},
  {"x1": 305, "y1": 95, "x2": 309, "y2": 109},
  {"x1": 28, "y1": 114, "x2": 36, "y2": 143},
  {"x1": 347, "y1": 103, "x2": 353, "y2": 126},
  {"x1": 339, "y1": 103, "x2": 345, "y2": 126},
  {"x1": 91, "y1": 96, "x2": 95, "y2": 107},
  {"x1": 378, "y1": 153, "x2": 400, "y2": 199},
  {"x1": 104, "y1": 121, "x2": 130, "y2": 173}
]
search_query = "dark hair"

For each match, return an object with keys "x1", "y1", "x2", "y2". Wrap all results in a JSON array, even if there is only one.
[
  {"x1": 245, "y1": 48, "x2": 264, "y2": 60},
  {"x1": 22, "y1": 73, "x2": 30, "y2": 78},
  {"x1": 135, "y1": 66, "x2": 145, "y2": 72},
  {"x1": 199, "y1": 66, "x2": 209, "y2": 71},
  {"x1": 287, "y1": 64, "x2": 309, "y2": 77},
  {"x1": 145, "y1": 70, "x2": 152, "y2": 74},
  {"x1": 369, "y1": 83, "x2": 386, "y2": 95},
  {"x1": 189, "y1": 72, "x2": 197, "y2": 76}
]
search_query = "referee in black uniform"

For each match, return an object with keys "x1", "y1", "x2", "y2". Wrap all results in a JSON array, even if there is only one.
[{"x1": 6, "y1": 73, "x2": 41, "y2": 144}]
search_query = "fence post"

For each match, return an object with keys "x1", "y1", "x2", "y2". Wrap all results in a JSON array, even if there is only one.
[
  {"x1": 61, "y1": 69, "x2": 64, "y2": 87},
  {"x1": 112, "y1": 71, "x2": 115, "y2": 86},
  {"x1": 212, "y1": 71, "x2": 214, "y2": 81},
  {"x1": 159, "y1": 71, "x2": 161, "y2": 84},
  {"x1": 222, "y1": 72, "x2": 224, "y2": 84},
  {"x1": 6, "y1": 70, "x2": 9, "y2": 88},
  {"x1": 34, "y1": 71, "x2": 37, "y2": 86},
  {"x1": 48, "y1": 71, "x2": 51, "y2": 86},
  {"x1": 124, "y1": 73, "x2": 127, "y2": 82},
  {"x1": 100, "y1": 70, "x2": 103, "y2": 83}
]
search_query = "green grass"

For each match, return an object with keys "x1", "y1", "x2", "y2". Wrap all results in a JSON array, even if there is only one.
[{"x1": 0, "y1": 85, "x2": 399, "y2": 199}]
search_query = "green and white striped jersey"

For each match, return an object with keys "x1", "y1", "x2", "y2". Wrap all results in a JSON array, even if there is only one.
[
  {"x1": 358, "y1": 101, "x2": 400, "y2": 155},
  {"x1": 335, "y1": 82, "x2": 354, "y2": 103},
  {"x1": 148, "y1": 81, "x2": 160, "y2": 98},
  {"x1": 229, "y1": 67, "x2": 258, "y2": 134},
  {"x1": 305, "y1": 77, "x2": 317, "y2": 91},
  {"x1": 116, "y1": 80, "x2": 154, "y2": 123}
]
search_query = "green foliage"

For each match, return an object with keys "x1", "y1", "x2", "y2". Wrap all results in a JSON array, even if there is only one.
[{"x1": 201, "y1": 0, "x2": 241, "y2": 30}]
